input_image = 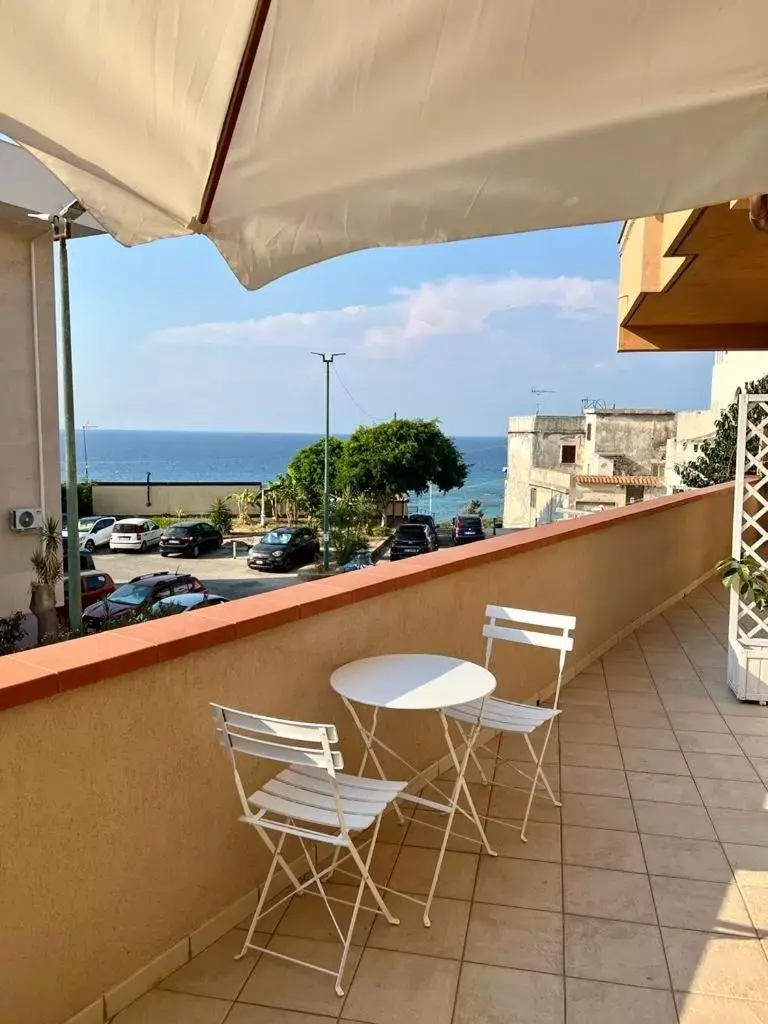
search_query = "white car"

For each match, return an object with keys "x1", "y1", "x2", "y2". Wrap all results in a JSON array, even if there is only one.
[
  {"x1": 109, "y1": 518, "x2": 162, "y2": 553},
  {"x1": 62, "y1": 515, "x2": 116, "y2": 552}
]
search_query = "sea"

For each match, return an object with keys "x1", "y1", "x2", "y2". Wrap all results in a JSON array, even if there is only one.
[{"x1": 62, "y1": 431, "x2": 507, "y2": 523}]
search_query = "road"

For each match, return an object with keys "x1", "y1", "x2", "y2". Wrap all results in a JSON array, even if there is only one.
[{"x1": 92, "y1": 545, "x2": 302, "y2": 601}]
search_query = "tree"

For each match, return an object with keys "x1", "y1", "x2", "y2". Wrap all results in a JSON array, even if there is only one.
[
  {"x1": 29, "y1": 516, "x2": 62, "y2": 642},
  {"x1": 286, "y1": 437, "x2": 344, "y2": 517},
  {"x1": 329, "y1": 489, "x2": 378, "y2": 566},
  {"x1": 464, "y1": 498, "x2": 484, "y2": 516},
  {"x1": 267, "y1": 475, "x2": 302, "y2": 523},
  {"x1": 341, "y1": 418, "x2": 468, "y2": 522},
  {"x1": 678, "y1": 374, "x2": 768, "y2": 488}
]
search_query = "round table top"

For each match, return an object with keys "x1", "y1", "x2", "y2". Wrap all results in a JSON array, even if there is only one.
[{"x1": 330, "y1": 653, "x2": 496, "y2": 710}]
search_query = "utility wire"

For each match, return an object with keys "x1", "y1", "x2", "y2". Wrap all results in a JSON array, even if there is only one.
[{"x1": 332, "y1": 363, "x2": 378, "y2": 423}]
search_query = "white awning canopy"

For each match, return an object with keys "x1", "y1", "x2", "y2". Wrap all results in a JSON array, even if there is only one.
[{"x1": 1, "y1": 0, "x2": 767, "y2": 289}]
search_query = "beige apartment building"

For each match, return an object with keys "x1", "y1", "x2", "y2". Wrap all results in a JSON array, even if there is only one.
[{"x1": 0, "y1": 140, "x2": 100, "y2": 635}]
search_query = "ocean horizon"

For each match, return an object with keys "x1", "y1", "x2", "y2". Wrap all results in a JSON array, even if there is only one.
[{"x1": 61, "y1": 429, "x2": 507, "y2": 521}]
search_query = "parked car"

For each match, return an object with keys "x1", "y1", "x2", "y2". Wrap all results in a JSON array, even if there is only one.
[
  {"x1": 62, "y1": 548, "x2": 96, "y2": 574},
  {"x1": 390, "y1": 523, "x2": 434, "y2": 561},
  {"x1": 406, "y1": 513, "x2": 439, "y2": 548},
  {"x1": 109, "y1": 517, "x2": 163, "y2": 553},
  {"x1": 82, "y1": 571, "x2": 206, "y2": 630},
  {"x1": 247, "y1": 526, "x2": 319, "y2": 572},
  {"x1": 452, "y1": 515, "x2": 486, "y2": 545},
  {"x1": 63, "y1": 515, "x2": 116, "y2": 552},
  {"x1": 159, "y1": 521, "x2": 223, "y2": 558},
  {"x1": 60, "y1": 569, "x2": 116, "y2": 621},
  {"x1": 147, "y1": 592, "x2": 229, "y2": 615}
]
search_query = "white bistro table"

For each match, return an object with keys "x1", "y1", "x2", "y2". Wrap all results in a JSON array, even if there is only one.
[{"x1": 331, "y1": 653, "x2": 498, "y2": 925}]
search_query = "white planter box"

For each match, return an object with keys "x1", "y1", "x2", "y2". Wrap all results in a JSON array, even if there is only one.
[{"x1": 727, "y1": 639, "x2": 768, "y2": 704}]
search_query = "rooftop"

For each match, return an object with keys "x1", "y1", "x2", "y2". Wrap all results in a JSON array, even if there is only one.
[
  {"x1": 576, "y1": 475, "x2": 664, "y2": 487},
  {"x1": 108, "y1": 580, "x2": 768, "y2": 1024}
]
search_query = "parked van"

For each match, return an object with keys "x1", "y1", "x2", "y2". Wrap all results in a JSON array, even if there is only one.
[{"x1": 109, "y1": 518, "x2": 162, "y2": 552}]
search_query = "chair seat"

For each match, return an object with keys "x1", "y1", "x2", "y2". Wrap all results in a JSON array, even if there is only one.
[
  {"x1": 248, "y1": 765, "x2": 407, "y2": 832},
  {"x1": 444, "y1": 696, "x2": 560, "y2": 735}
]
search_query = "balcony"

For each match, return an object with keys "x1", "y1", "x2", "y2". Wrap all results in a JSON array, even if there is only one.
[{"x1": 3, "y1": 482, "x2": 768, "y2": 1024}]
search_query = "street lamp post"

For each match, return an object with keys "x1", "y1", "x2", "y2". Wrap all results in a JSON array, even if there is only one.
[
  {"x1": 81, "y1": 423, "x2": 97, "y2": 482},
  {"x1": 311, "y1": 352, "x2": 345, "y2": 570}
]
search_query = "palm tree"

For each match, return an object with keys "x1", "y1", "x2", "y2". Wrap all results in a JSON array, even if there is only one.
[
  {"x1": 229, "y1": 488, "x2": 256, "y2": 527},
  {"x1": 29, "y1": 516, "x2": 62, "y2": 641}
]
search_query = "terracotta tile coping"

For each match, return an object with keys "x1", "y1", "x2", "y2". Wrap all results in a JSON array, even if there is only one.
[{"x1": 0, "y1": 483, "x2": 733, "y2": 710}]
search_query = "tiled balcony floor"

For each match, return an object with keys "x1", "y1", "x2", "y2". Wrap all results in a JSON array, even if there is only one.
[{"x1": 115, "y1": 582, "x2": 768, "y2": 1023}]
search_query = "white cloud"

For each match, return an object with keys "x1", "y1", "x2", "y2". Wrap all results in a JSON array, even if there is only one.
[{"x1": 152, "y1": 271, "x2": 617, "y2": 358}]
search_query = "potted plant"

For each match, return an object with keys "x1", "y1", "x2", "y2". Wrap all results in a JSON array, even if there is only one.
[{"x1": 29, "y1": 516, "x2": 63, "y2": 643}]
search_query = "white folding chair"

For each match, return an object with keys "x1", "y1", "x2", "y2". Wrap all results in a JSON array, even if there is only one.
[
  {"x1": 443, "y1": 605, "x2": 575, "y2": 841},
  {"x1": 211, "y1": 703, "x2": 406, "y2": 996}
]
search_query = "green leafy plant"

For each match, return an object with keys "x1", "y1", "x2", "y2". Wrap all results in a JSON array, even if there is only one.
[
  {"x1": 208, "y1": 497, "x2": 235, "y2": 534},
  {"x1": 0, "y1": 611, "x2": 27, "y2": 656},
  {"x1": 29, "y1": 516, "x2": 63, "y2": 642},
  {"x1": 329, "y1": 489, "x2": 377, "y2": 566},
  {"x1": 286, "y1": 437, "x2": 345, "y2": 518},
  {"x1": 717, "y1": 556, "x2": 768, "y2": 610},
  {"x1": 230, "y1": 489, "x2": 256, "y2": 526},
  {"x1": 464, "y1": 498, "x2": 484, "y2": 516}
]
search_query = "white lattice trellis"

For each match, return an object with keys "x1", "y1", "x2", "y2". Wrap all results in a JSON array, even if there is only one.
[{"x1": 730, "y1": 395, "x2": 768, "y2": 644}]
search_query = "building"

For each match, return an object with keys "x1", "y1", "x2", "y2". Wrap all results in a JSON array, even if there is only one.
[
  {"x1": 503, "y1": 408, "x2": 676, "y2": 528},
  {"x1": 0, "y1": 140, "x2": 101, "y2": 634}
]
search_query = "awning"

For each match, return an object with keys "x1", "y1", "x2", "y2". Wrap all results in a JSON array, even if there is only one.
[
  {"x1": 576, "y1": 476, "x2": 663, "y2": 487},
  {"x1": 2, "y1": 0, "x2": 768, "y2": 290}
]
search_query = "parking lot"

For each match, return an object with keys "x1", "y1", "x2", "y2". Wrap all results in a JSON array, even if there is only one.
[{"x1": 91, "y1": 543, "x2": 302, "y2": 601}]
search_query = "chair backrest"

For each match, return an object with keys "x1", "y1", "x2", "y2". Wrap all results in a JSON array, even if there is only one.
[
  {"x1": 211, "y1": 703, "x2": 343, "y2": 817},
  {"x1": 482, "y1": 605, "x2": 576, "y2": 706}
]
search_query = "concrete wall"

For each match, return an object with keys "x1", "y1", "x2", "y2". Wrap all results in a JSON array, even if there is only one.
[
  {"x1": 92, "y1": 482, "x2": 263, "y2": 517},
  {"x1": 591, "y1": 412, "x2": 675, "y2": 476},
  {"x1": 504, "y1": 415, "x2": 585, "y2": 528},
  {"x1": 711, "y1": 350, "x2": 768, "y2": 411},
  {"x1": 0, "y1": 485, "x2": 733, "y2": 1024},
  {"x1": 0, "y1": 222, "x2": 60, "y2": 629}
]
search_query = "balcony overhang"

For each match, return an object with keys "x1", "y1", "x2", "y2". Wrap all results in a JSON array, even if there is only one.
[{"x1": 618, "y1": 202, "x2": 768, "y2": 352}]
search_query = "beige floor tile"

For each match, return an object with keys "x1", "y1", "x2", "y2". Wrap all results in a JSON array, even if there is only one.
[
  {"x1": 686, "y1": 753, "x2": 760, "y2": 782},
  {"x1": 564, "y1": 915, "x2": 670, "y2": 989},
  {"x1": 569, "y1": 672, "x2": 607, "y2": 691},
  {"x1": 559, "y1": 723, "x2": 618, "y2": 747},
  {"x1": 634, "y1": 801, "x2": 716, "y2": 841},
  {"x1": 651, "y1": 876, "x2": 754, "y2": 934},
  {"x1": 606, "y1": 677, "x2": 657, "y2": 693},
  {"x1": 422, "y1": 778, "x2": 493, "y2": 815},
  {"x1": 661, "y1": 695, "x2": 720, "y2": 714},
  {"x1": 641, "y1": 835, "x2": 732, "y2": 883},
  {"x1": 560, "y1": 765, "x2": 628, "y2": 798},
  {"x1": 464, "y1": 903, "x2": 563, "y2": 974},
  {"x1": 627, "y1": 771, "x2": 702, "y2": 805},
  {"x1": 662, "y1": 927, "x2": 768, "y2": 1000},
  {"x1": 752, "y1": 758, "x2": 768, "y2": 785},
  {"x1": 616, "y1": 726, "x2": 680, "y2": 751},
  {"x1": 341, "y1": 948, "x2": 460, "y2": 1024},
  {"x1": 741, "y1": 886, "x2": 768, "y2": 935},
  {"x1": 622, "y1": 748, "x2": 691, "y2": 776},
  {"x1": 674, "y1": 993, "x2": 768, "y2": 1023},
  {"x1": 159, "y1": 930, "x2": 259, "y2": 1001},
  {"x1": 562, "y1": 825, "x2": 645, "y2": 873},
  {"x1": 475, "y1": 856, "x2": 562, "y2": 912},
  {"x1": 613, "y1": 709, "x2": 672, "y2": 730},
  {"x1": 723, "y1": 843, "x2": 768, "y2": 888},
  {"x1": 563, "y1": 865, "x2": 656, "y2": 923},
  {"x1": 739, "y1": 736, "x2": 768, "y2": 758},
  {"x1": 610, "y1": 693, "x2": 666, "y2": 714},
  {"x1": 487, "y1": 786, "x2": 561, "y2": 823},
  {"x1": 485, "y1": 819, "x2": 561, "y2": 862},
  {"x1": 668, "y1": 712, "x2": 729, "y2": 734},
  {"x1": 239, "y1": 936, "x2": 362, "y2": 1015},
  {"x1": 227, "y1": 1006, "x2": 339, "y2": 1024},
  {"x1": 388, "y1": 845, "x2": 478, "y2": 901},
  {"x1": 725, "y1": 717, "x2": 768, "y2": 738},
  {"x1": 275, "y1": 883, "x2": 378, "y2": 945},
  {"x1": 560, "y1": 688, "x2": 610, "y2": 707},
  {"x1": 697, "y1": 778, "x2": 768, "y2": 812},
  {"x1": 499, "y1": 734, "x2": 558, "y2": 764},
  {"x1": 566, "y1": 977, "x2": 677, "y2": 1024},
  {"x1": 110, "y1": 990, "x2": 231, "y2": 1024},
  {"x1": 561, "y1": 793, "x2": 637, "y2": 832},
  {"x1": 453, "y1": 963, "x2": 564, "y2": 1024},
  {"x1": 495, "y1": 761, "x2": 559, "y2": 794},
  {"x1": 676, "y1": 731, "x2": 743, "y2": 755},
  {"x1": 367, "y1": 893, "x2": 469, "y2": 959},
  {"x1": 559, "y1": 742, "x2": 623, "y2": 769},
  {"x1": 561, "y1": 705, "x2": 614, "y2": 725},
  {"x1": 404, "y1": 813, "x2": 483, "y2": 855},
  {"x1": 710, "y1": 808, "x2": 768, "y2": 846}
]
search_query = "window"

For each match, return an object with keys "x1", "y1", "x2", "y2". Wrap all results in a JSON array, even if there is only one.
[
  {"x1": 560, "y1": 444, "x2": 577, "y2": 465},
  {"x1": 586, "y1": 424, "x2": 592, "y2": 441},
  {"x1": 530, "y1": 487, "x2": 537, "y2": 508}
]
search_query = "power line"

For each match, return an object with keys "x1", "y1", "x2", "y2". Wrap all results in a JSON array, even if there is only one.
[{"x1": 332, "y1": 363, "x2": 378, "y2": 423}]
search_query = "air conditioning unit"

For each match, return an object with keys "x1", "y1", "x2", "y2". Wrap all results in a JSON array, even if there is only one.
[{"x1": 10, "y1": 508, "x2": 43, "y2": 531}]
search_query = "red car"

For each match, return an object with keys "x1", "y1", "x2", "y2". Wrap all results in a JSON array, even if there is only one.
[
  {"x1": 60, "y1": 569, "x2": 115, "y2": 621},
  {"x1": 82, "y1": 571, "x2": 206, "y2": 631}
]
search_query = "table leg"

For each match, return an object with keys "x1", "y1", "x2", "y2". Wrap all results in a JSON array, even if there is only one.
[{"x1": 422, "y1": 713, "x2": 497, "y2": 927}]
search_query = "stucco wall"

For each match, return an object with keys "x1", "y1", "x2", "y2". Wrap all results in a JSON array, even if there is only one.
[
  {"x1": 504, "y1": 415, "x2": 584, "y2": 528},
  {"x1": 0, "y1": 223, "x2": 59, "y2": 627},
  {"x1": 91, "y1": 482, "x2": 263, "y2": 518},
  {"x1": 591, "y1": 413, "x2": 675, "y2": 476},
  {"x1": 0, "y1": 486, "x2": 733, "y2": 1024}
]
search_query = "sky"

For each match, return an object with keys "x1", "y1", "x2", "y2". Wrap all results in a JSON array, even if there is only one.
[{"x1": 65, "y1": 222, "x2": 715, "y2": 436}]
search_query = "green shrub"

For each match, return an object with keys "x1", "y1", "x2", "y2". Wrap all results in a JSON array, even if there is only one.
[
  {"x1": 208, "y1": 497, "x2": 235, "y2": 534},
  {"x1": 0, "y1": 611, "x2": 27, "y2": 656}
]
